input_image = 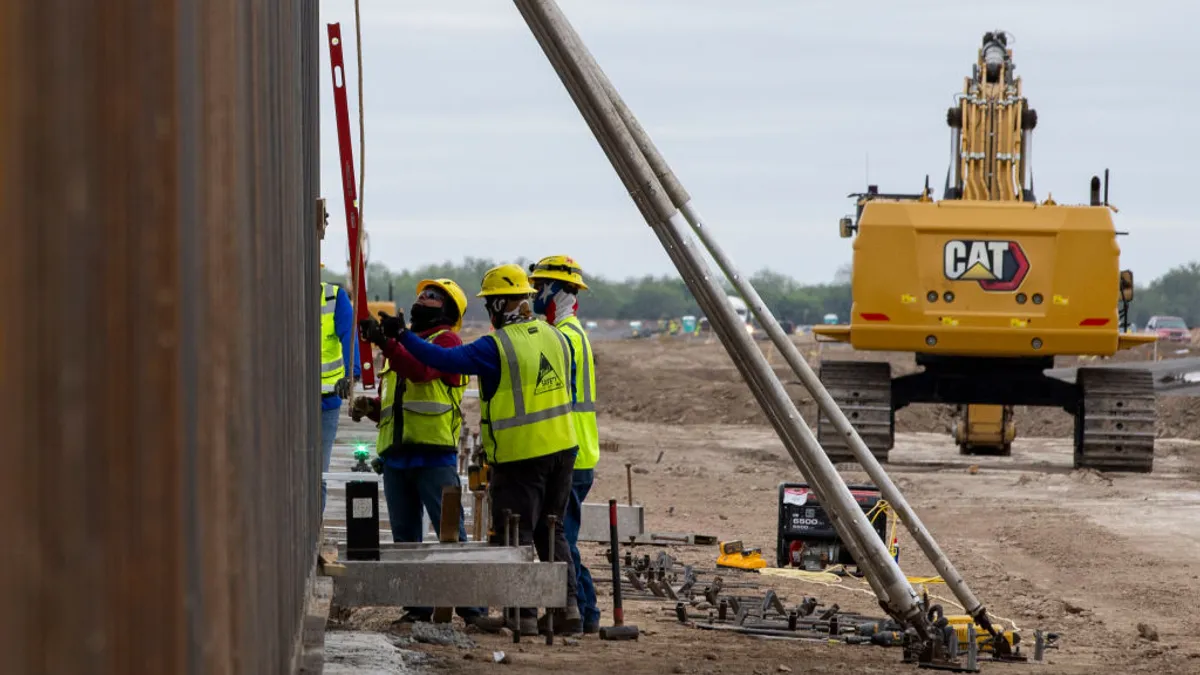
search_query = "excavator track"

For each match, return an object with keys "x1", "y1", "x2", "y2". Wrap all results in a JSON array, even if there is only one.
[
  {"x1": 816, "y1": 360, "x2": 894, "y2": 463},
  {"x1": 1074, "y1": 367, "x2": 1157, "y2": 473}
]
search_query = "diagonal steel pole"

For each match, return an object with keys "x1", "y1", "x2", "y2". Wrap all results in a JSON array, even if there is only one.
[
  {"x1": 555, "y1": 17, "x2": 1000, "y2": 638},
  {"x1": 509, "y1": 0, "x2": 903, "y2": 608},
  {"x1": 511, "y1": 5, "x2": 897, "y2": 605},
  {"x1": 505, "y1": 0, "x2": 895, "y2": 606},
  {"x1": 512, "y1": 0, "x2": 931, "y2": 632}
]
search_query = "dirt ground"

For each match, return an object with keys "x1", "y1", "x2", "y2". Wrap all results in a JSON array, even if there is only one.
[
  {"x1": 330, "y1": 336, "x2": 1200, "y2": 674},
  {"x1": 595, "y1": 334, "x2": 1200, "y2": 440}
]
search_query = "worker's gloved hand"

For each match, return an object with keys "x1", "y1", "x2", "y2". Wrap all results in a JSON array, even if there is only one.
[
  {"x1": 370, "y1": 457, "x2": 384, "y2": 474},
  {"x1": 359, "y1": 316, "x2": 387, "y2": 347},
  {"x1": 334, "y1": 376, "x2": 353, "y2": 399},
  {"x1": 379, "y1": 310, "x2": 407, "y2": 339},
  {"x1": 349, "y1": 395, "x2": 379, "y2": 422}
]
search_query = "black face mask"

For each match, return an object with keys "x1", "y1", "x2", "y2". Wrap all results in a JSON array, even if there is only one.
[{"x1": 410, "y1": 303, "x2": 448, "y2": 332}]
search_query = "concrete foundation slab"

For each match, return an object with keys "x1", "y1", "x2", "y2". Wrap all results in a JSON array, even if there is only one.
[
  {"x1": 334, "y1": 541, "x2": 536, "y2": 563},
  {"x1": 333, "y1": 561, "x2": 569, "y2": 608}
]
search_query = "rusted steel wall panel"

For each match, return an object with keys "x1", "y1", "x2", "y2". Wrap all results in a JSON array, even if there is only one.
[{"x1": 0, "y1": 1, "x2": 321, "y2": 673}]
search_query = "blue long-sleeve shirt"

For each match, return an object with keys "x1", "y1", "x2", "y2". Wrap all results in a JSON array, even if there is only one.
[
  {"x1": 398, "y1": 323, "x2": 576, "y2": 405},
  {"x1": 322, "y1": 285, "x2": 362, "y2": 411}
]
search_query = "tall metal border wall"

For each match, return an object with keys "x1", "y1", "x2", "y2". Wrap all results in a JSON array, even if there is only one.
[{"x1": 0, "y1": 1, "x2": 322, "y2": 673}]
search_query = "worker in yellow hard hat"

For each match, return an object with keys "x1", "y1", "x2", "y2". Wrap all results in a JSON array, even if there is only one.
[
  {"x1": 385, "y1": 263, "x2": 581, "y2": 636},
  {"x1": 528, "y1": 254, "x2": 602, "y2": 633},
  {"x1": 354, "y1": 277, "x2": 484, "y2": 625}
]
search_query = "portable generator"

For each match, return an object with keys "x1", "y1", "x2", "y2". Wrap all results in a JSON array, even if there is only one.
[{"x1": 775, "y1": 482, "x2": 890, "y2": 570}]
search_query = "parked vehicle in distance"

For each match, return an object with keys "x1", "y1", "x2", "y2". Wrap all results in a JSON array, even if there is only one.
[{"x1": 1145, "y1": 315, "x2": 1190, "y2": 343}]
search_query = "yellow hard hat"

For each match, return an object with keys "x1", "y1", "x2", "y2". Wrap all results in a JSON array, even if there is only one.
[
  {"x1": 477, "y1": 263, "x2": 536, "y2": 298},
  {"x1": 528, "y1": 254, "x2": 589, "y2": 290},
  {"x1": 416, "y1": 277, "x2": 469, "y2": 331}
]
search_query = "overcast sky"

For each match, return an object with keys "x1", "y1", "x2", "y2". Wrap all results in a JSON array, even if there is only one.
[{"x1": 317, "y1": 0, "x2": 1197, "y2": 286}]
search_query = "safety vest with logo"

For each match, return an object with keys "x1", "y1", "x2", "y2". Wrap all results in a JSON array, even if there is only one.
[
  {"x1": 556, "y1": 316, "x2": 599, "y2": 470},
  {"x1": 320, "y1": 282, "x2": 346, "y2": 394},
  {"x1": 400, "y1": 329, "x2": 467, "y2": 451},
  {"x1": 482, "y1": 320, "x2": 578, "y2": 464}
]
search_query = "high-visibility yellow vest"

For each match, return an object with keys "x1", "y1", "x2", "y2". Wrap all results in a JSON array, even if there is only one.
[
  {"x1": 400, "y1": 329, "x2": 467, "y2": 450},
  {"x1": 557, "y1": 316, "x2": 599, "y2": 470},
  {"x1": 376, "y1": 365, "x2": 398, "y2": 455},
  {"x1": 482, "y1": 320, "x2": 577, "y2": 464},
  {"x1": 320, "y1": 282, "x2": 346, "y2": 394}
]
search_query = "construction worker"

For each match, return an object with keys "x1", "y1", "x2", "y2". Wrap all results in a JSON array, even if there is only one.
[
  {"x1": 354, "y1": 278, "x2": 484, "y2": 625},
  {"x1": 528, "y1": 255, "x2": 601, "y2": 634},
  {"x1": 389, "y1": 263, "x2": 581, "y2": 636},
  {"x1": 319, "y1": 279, "x2": 361, "y2": 513}
]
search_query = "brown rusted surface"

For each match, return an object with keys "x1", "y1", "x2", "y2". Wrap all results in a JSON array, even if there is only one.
[{"x1": 0, "y1": 2, "x2": 321, "y2": 673}]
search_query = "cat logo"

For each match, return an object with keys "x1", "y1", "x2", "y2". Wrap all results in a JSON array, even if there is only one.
[
  {"x1": 943, "y1": 239, "x2": 1030, "y2": 292},
  {"x1": 534, "y1": 353, "x2": 565, "y2": 395}
]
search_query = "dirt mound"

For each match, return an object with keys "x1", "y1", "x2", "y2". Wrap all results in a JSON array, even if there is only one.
[{"x1": 594, "y1": 336, "x2": 1200, "y2": 440}]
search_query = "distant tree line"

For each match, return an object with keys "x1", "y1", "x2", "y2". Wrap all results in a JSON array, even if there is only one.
[
  {"x1": 321, "y1": 257, "x2": 1200, "y2": 328},
  {"x1": 1130, "y1": 262, "x2": 1200, "y2": 327}
]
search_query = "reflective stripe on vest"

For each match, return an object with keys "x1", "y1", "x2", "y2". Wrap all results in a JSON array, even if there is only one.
[
  {"x1": 558, "y1": 317, "x2": 600, "y2": 469},
  {"x1": 482, "y1": 320, "x2": 577, "y2": 464},
  {"x1": 400, "y1": 329, "x2": 465, "y2": 449},
  {"x1": 320, "y1": 282, "x2": 346, "y2": 393}
]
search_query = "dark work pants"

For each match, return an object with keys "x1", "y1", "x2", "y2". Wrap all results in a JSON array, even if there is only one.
[
  {"x1": 563, "y1": 468, "x2": 599, "y2": 624},
  {"x1": 489, "y1": 448, "x2": 579, "y2": 619}
]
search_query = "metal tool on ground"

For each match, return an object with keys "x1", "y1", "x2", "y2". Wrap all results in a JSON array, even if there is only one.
[
  {"x1": 599, "y1": 499, "x2": 639, "y2": 641},
  {"x1": 622, "y1": 532, "x2": 717, "y2": 546},
  {"x1": 510, "y1": 4, "x2": 974, "y2": 665},
  {"x1": 716, "y1": 541, "x2": 767, "y2": 570}
]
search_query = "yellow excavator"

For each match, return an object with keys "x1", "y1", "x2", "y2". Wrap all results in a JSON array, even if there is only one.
[{"x1": 814, "y1": 30, "x2": 1158, "y2": 472}]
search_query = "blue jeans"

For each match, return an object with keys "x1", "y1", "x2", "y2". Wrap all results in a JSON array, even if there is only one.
[
  {"x1": 319, "y1": 404, "x2": 341, "y2": 514},
  {"x1": 564, "y1": 468, "x2": 599, "y2": 625},
  {"x1": 382, "y1": 462, "x2": 483, "y2": 620}
]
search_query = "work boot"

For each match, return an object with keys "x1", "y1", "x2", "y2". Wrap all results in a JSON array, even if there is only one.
[
  {"x1": 582, "y1": 618, "x2": 600, "y2": 634},
  {"x1": 470, "y1": 614, "x2": 538, "y2": 636},
  {"x1": 539, "y1": 606, "x2": 583, "y2": 635},
  {"x1": 562, "y1": 604, "x2": 583, "y2": 635}
]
